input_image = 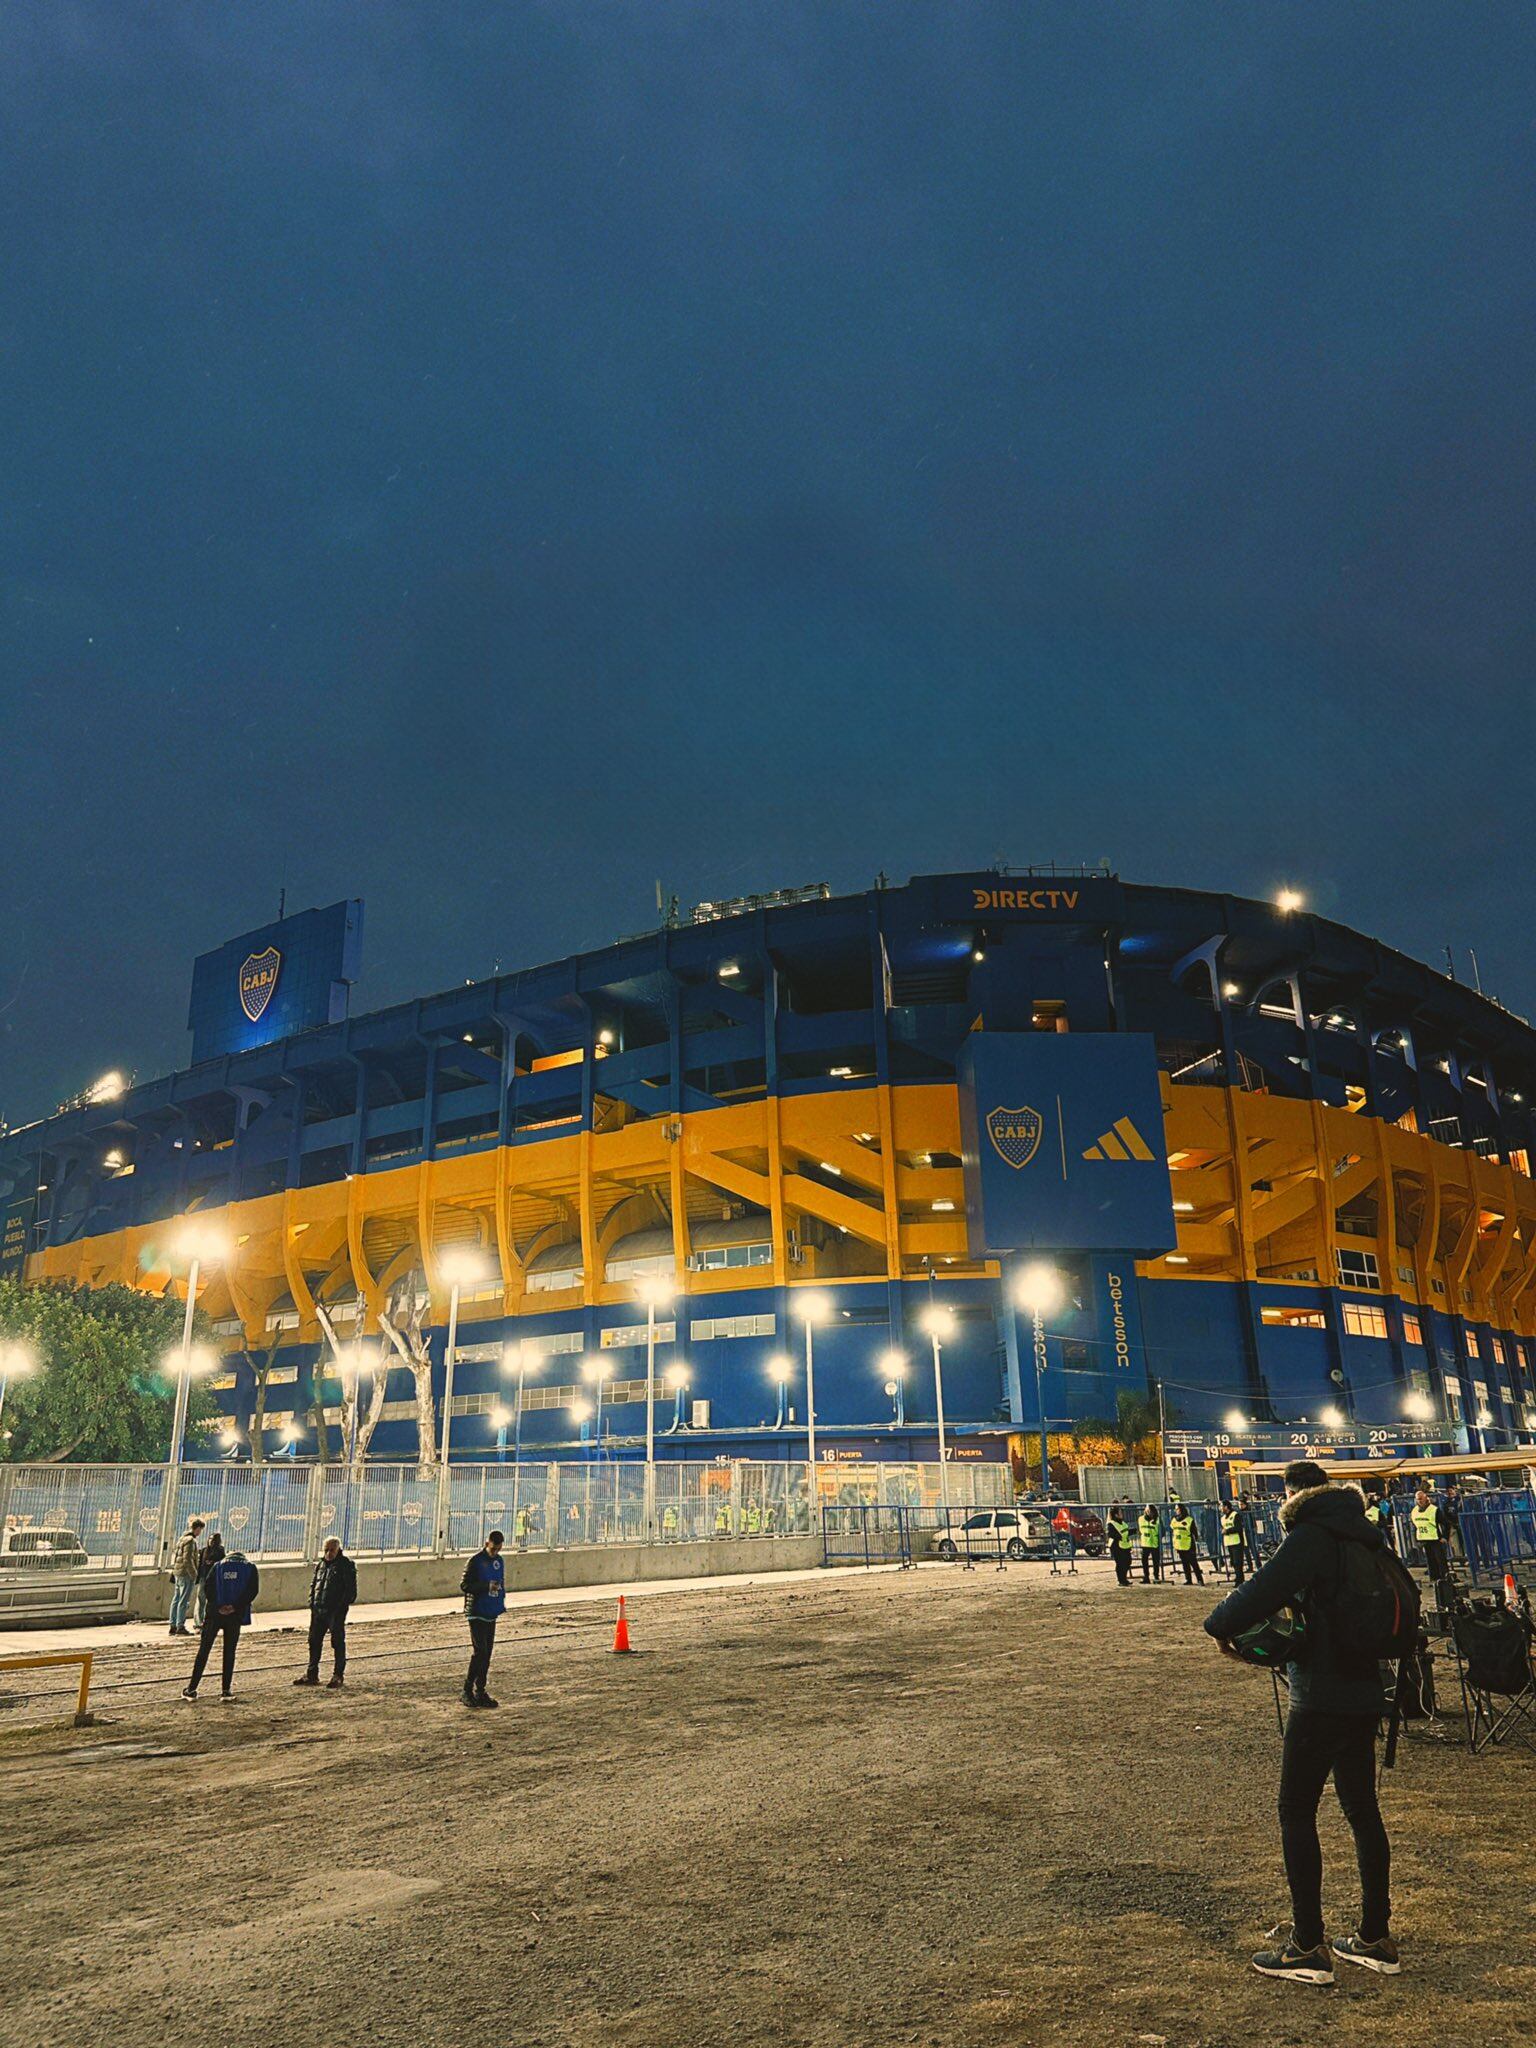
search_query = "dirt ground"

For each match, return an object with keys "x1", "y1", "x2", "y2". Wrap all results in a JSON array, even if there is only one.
[{"x1": 2, "y1": 1562, "x2": 1534, "y2": 2048}]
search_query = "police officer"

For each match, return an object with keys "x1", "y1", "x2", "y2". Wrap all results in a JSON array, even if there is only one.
[
  {"x1": 1138, "y1": 1504, "x2": 1163, "y2": 1582},
  {"x1": 460, "y1": 1529, "x2": 506, "y2": 1709},
  {"x1": 1105, "y1": 1502, "x2": 1134, "y2": 1587},
  {"x1": 1220, "y1": 1501, "x2": 1247, "y2": 1584},
  {"x1": 1170, "y1": 1501, "x2": 1205, "y2": 1585},
  {"x1": 1411, "y1": 1489, "x2": 1450, "y2": 1583},
  {"x1": 182, "y1": 1547, "x2": 259, "y2": 1702}
]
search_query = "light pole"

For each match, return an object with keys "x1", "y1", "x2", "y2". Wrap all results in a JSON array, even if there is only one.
[
  {"x1": 0, "y1": 1338, "x2": 38, "y2": 1433},
  {"x1": 500, "y1": 1340, "x2": 539, "y2": 1475},
  {"x1": 879, "y1": 1349, "x2": 907, "y2": 1428},
  {"x1": 158, "y1": 1222, "x2": 227, "y2": 1562},
  {"x1": 1012, "y1": 1263, "x2": 1065, "y2": 1498},
  {"x1": 580, "y1": 1355, "x2": 612, "y2": 1455},
  {"x1": 792, "y1": 1292, "x2": 831, "y2": 1473},
  {"x1": 435, "y1": 1248, "x2": 490, "y2": 1551},
  {"x1": 491, "y1": 1404, "x2": 513, "y2": 1462},
  {"x1": 918, "y1": 1306, "x2": 955, "y2": 1512},
  {"x1": 767, "y1": 1353, "x2": 793, "y2": 1429},
  {"x1": 635, "y1": 1275, "x2": 674, "y2": 1539}
]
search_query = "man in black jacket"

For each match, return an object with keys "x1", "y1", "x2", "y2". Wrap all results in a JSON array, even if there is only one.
[
  {"x1": 295, "y1": 1537, "x2": 358, "y2": 1690},
  {"x1": 1204, "y1": 1461, "x2": 1398, "y2": 1986}
]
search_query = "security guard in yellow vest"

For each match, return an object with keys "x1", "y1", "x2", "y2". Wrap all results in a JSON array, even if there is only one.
[
  {"x1": 1170, "y1": 1502, "x2": 1204, "y2": 1585},
  {"x1": 513, "y1": 1504, "x2": 532, "y2": 1552},
  {"x1": 661, "y1": 1502, "x2": 679, "y2": 1541},
  {"x1": 713, "y1": 1499, "x2": 735, "y2": 1537},
  {"x1": 1137, "y1": 1505, "x2": 1163, "y2": 1582},
  {"x1": 1364, "y1": 1492, "x2": 1394, "y2": 1550},
  {"x1": 1411, "y1": 1490, "x2": 1449, "y2": 1581},
  {"x1": 1105, "y1": 1506, "x2": 1134, "y2": 1587},
  {"x1": 743, "y1": 1500, "x2": 762, "y2": 1535},
  {"x1": 1220, "y1": 1503, "x2": 1246, "y2": 1585}
]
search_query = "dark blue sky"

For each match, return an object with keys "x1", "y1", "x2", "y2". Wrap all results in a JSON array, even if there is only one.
[{"x1": 4, "y1": 4, "x2": 1534, "y2": 1120}]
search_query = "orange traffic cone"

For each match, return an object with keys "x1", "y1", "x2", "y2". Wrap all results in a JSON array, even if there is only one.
[
  {"x1": 612, "y1": 1594, "x2": 633, "y2": 1653},
  {"x1": 1505, "y1": 1572, "x2": 1519, "y2": 1609}
]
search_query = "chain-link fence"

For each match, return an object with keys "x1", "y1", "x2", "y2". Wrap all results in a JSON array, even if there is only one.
[{"x1": 0, "y1": 1456, "x2": 1013, "y2": 1582}]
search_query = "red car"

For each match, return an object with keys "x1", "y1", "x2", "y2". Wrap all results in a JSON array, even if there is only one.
[{"x1": 1043, "y1": 1502, "x2": 1106, "y2": 1556}]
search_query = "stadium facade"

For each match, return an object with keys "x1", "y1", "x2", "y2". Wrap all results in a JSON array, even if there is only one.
[{"x1": 4, "y1": 870, "x2": 1536, "y2": 1471}]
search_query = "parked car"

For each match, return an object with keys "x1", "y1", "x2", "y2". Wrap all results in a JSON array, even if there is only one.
[
  {"x1": 934, "y1": 1508, "x2": 1051, "y2": 1561},
  {"x1": 1053, "y1": 1504, "x2": 1107, "y2": 1557},
  {"x1": 0, "y1": 1525, "x2": 90, "y2": 1571}
]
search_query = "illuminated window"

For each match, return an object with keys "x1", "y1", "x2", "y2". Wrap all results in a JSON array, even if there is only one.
[
  {"x1": 1342, "y1": 1302, "x2": 1389, "y2": 1339},
  {"x1": 1401, "y1": 1312, "x2": 1424, "y2": 1346},
  {"x1": 1261, "y1": 1307, "x2": 1328, "y2": 1329},
  {"x1": 1465, "y1": 1331, "x2": 1481, "y2": 1359},
  {"x1": 1492, "y1": 1337, "x2": 1506, "y2": 1365}
]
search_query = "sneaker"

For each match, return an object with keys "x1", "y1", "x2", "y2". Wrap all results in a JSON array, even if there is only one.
[
  {"x1": 181, "y1": 1687, "x2": 198, "y2": 1702},
  {"x1": 475, "y1": 1692, "x2": 500, "y2": 1710},
  {"x1": 326, "y1": 1676, "x2": 345, "y2": 1690},
  {"x1": 462, "y1": 1690, "x2": 482, "y2": 1709},
  {"x1": 218, "y1": 1692, "x2": 237, "y2": 1704},
  {"x1": 1252, "y1": 1936, "x2": 1334, "y2": 1985},
  {"x1": 1334, "y1": 1933, "x2": 1400, "y2": 1976},
  {"x1": 293, "y1": 1674, "x2": 319, "y2": 1687}
]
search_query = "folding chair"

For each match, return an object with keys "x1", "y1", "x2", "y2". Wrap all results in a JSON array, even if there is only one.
[{"x1": 1448, "y1": 1596, "x2": 1536, "y2": 1754}]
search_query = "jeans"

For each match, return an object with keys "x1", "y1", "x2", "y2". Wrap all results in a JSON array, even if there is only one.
[
  {"x1": 1278, "y1": 1708, "x2": 1390, "y2": 1951},
  {"x1": 1140, "y1": 1547, "x2": 1162, "y2": 1581},
  {"x1": 466, "y1": 1616, "x2": 497, "y2": 1696},
  {"x1": 188, "y1": 1614, "x2": 243, "y2": 1696},
  {"x1": 1177, "y1": 1549, "x2": 1204, "y2": 1585},
  {"x1": 307, "y1": 1609, "x2": 348, "y2": 1678},
  {"x1": 169, "y1": 1574, "x2": 197, "y2": 1631},
  {"x1": 1112, "y1": 1549, "x2": 1131, "y2": 1585}
]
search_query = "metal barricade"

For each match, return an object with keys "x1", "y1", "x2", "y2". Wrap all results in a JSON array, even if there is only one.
[{"x1": 820, "y1": 1504, "x2": 913, "y2": 1568}]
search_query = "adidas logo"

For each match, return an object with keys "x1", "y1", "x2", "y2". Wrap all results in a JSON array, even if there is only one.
[{"x1": 1082, "y1": 1117, "x2": 1154, "y2": 1163}]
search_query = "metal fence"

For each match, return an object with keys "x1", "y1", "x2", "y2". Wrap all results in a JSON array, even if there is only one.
[{"x1": 0, "y1": 1456, "x2": 1012, "y2": 1582}]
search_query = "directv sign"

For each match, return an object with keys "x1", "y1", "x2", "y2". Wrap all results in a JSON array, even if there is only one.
[
  {"x1": 957, "y1": 1033, "x2": 1175, "y2": 1255},
  {"x1": 188, "y1": 900, "x2": 363, "y2": 1064}
]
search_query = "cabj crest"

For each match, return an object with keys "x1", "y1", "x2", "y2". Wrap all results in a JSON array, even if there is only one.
[{"x1": 986, "y1": 1104, "x2": 1042, "y2": 1170}]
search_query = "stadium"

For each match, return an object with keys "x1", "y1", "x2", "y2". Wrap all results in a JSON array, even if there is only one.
[{"x1": 4, "y1": 866, "x2": 1536, "y2": 1474}]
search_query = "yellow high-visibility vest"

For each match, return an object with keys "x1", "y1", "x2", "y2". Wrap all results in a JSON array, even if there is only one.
[
  {"x1": 1412, "y1": 1502, "x2": 1441, "y2": 1542},
  {"x1": 1171, "y1": 1516, "x2": 1195, "y2": 1551},
  {"x1": 1138, "y1": 1514, "x2": 1160, "y2": 1547},
  {"x1": 1222, "y1": 1512, "x2": 1243, "y2": 1549}
]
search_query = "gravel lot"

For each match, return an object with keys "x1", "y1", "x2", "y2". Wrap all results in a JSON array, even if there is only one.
[{"x1": 3, "y1": 1562, "x2": 1533, "y2": 2048}]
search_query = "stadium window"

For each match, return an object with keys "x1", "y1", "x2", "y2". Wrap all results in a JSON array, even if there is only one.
[
  {"x1": 1031, "y1": 1000, "x2": 1068, "y2": 1033},
  {"x1": 1492, "y1": 1337, "x2": 1506, "y2": 1365},
  {"x1": 1341, "y1": 1302, "x2": 1389, "y2": 1340},
  {"x1": 1261, "y1": 1306, "x2": 1328, "y2": 1330},
  {"x1": 1401, "y1": 1311, "x2": 1424, "y2": 1346},
  {"x1": 528, "y1": 1265, "x2": 583, "y2": 1294},
  {"x1": 690, "y1": 1313, "x2": 776, "y2": 1341},
  {"x1": 693, "y1": 1241, "x2": 773, "y2": 1271},
  {"x1": 600, "y1": 1321, "x2": 678, "y2": 1350},
  {"x1": 1465, "y1": 1330, "x2": 1481, "y2": 1359},
  {"x1": 1335, "y1": 1247, "x2": 1380, "y2": 1290}
]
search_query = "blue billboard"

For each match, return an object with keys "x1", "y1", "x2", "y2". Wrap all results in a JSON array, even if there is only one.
[
  {"x1": 188, "y1": 900, "x2": 363, "y2": 1063},
  {"x1": 958, "y1": 1032, "x2": 1176, "y2": 1254}
]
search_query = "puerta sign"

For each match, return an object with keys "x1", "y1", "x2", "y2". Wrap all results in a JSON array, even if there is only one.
[
  {"x1": 957, "y1": 1032, "x2": 1176, "y2": 1255},
  {"x1": 1166, "y1": 1422, "x2": 1451, "y2": 1459}
]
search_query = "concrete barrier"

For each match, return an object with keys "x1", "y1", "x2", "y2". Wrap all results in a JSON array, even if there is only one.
[{"x1": 122, "y1": 1536, "x2": 823, "y2": 1621}]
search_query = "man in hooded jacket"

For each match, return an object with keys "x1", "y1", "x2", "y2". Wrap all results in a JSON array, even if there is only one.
[{"x1": 1204, "y1": 1461, "x2": 1397, "y2": 1986}]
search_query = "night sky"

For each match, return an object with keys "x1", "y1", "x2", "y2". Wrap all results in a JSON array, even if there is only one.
[{"x1": 4, "y1": 5, "x2": 1534, "y2": 1122}]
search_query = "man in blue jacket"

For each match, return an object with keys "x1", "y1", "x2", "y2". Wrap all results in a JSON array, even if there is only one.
[
  {"x1": 182, "y1": 1548, "x2": 260, "y2": 1702},
  {"x1": 1204, "y1": 1461, "x2": 1397, "y2": 1986},
  {"x1": 460, "y1": 1529, "x2": 506, "y2": 1709}
]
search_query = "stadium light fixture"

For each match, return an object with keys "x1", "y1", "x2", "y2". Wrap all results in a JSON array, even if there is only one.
[
  {"x1": 1319, "y1": 1404, "x2": 1345, "y2": 1429},
  {"x1": 919, "y1": 1303, "x2": 957, "y2": 1339},
  {"x1": 793, "y1": 1292, "x2": 832, "y2": 1325},
  {"x1": 877, "y1": 1347, "x2": 907, "y2": 1379},
  {"x1": 1221, "y1": 982, "x2": 1241, "y2": 999},
  {"x1": 569, "y1": 1396, "x2": 594, "y2": 1425},
  {"x1": 972, "y1": 948, "x2": 985, "y2": 964},
  {"x1": 435, "y1": 1249, "x2": 496, "y2": 1542},
  {"x1": 1011, "y1": 1264, "x2": 1064, "y2": 1319},
  {"x1": 665, "y1": 1363, "x2": 691, "y2": 1390},
  {"x1": 87, "y1": 1069, "x2": 127, "y2": 1103},
  {"x1": 490, "y1": 1404, "x2": 512, "y2": 1429},
  {"x1": 1403, "y1": 1390, "x2": 1435, "y2": 1421},
  {"x1": 767, "y1": 1354, "x2": 794, "y2": 1383},
  {"x1": 1275, "y1": 888, "x2": 1305, "y2": 915},
  {"x1": 1223, "y1": 1408, "x2": 1249, "y2": 1433},
  {"x1": 437, "y1": 1247, "x2": 491, "y2": 1288},
  {"x1": 1476, "y1": 1407, "x2": 1493, "y2": 1428},
  {"x1": 597, "y1": 1027, "x2": 616, "y2": 1047},
  {"x1": 0, "y1": 1339, "x2": 39, "y2": 1429},
  {"x1": 634, "y1": 1274, "x2": 674, "y2": 1310}
]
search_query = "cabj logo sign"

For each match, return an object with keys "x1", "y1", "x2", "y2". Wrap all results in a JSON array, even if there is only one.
[
  {"x1": 238, "y1": 947, "x2": 281, "y2": 1023},
  {"x1": 986, "y1": 1104, "x2": 1042, "y2": 1170}
]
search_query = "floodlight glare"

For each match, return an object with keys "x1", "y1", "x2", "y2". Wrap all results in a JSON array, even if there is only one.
[
  {"x1": 438, "y1": 1247, "x2": 491, "y2": 1287},
  {"x1": 1319, "y1": 1404, "x2": 1345, "y2": 1429},
  {"x1": 878, "y1": 1348, "x2": 907, "y2": 1379},
  {"x1": 1011, "y1": 1262, "x2": 1065, "y2": 1318},
  {"x1": 1223, "y1": 1408, "x2": 1248, "y2": 1433},
  {"x1": 767, "y1": 1354, "x2": 793, "y2": 1383},
  {"x1": 634, "y1": 1274, "x2": 674, "y2": 1309},
  {"x1": 665, "y1": 1364, "x2": 691, "y2": 1390},
  {"x1": 1275, "y1": 888, "x2": 1305, "y2": 915},
  {"x1": 919, "y1": 1304, "x2": 956, "y2": 1340},
  {"x1": 793, "y1": 1292, "x2": 832, "y2": 1325},
  {"x1": 490, "y1": 1404, "x2": 513, "y2": 1429},
  {"x1": 569, "y1": 1397, "x2": 594, "y2": 1424}
]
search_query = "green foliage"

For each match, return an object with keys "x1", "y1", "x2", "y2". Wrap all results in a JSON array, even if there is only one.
[
  {"x1": 0, "y1": 1278, "x2": 217, "y2": 1463},
  {"x1": 1073, "y1": 1385, "x2": 1168, "y2": 1462}
]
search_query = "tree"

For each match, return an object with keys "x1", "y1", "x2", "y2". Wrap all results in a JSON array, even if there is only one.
[
  {"x1": 0, "y1": 1277, "x2": 218, "y2": 1463},
  {"x1": 376, "y1": 1272, "x2": 436, "y2": 1470},
  {"x1": 1072, "y1": 1385, "x2": 1166, "y2": 1467}
]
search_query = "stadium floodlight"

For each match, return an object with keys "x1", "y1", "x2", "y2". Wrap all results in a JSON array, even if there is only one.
[
  {"x1": 1319, "y1": 1404, "x2": 1345, "y2": 1429},
  {"x1": 634, "y1": 1273, "x2": 674, "y2": 1309},
  {"x1": 490, "y1": 1404, "x2": 512, "y2": 1429},
  {"x1": 1275, "y1": 888, "x2": 1305, "y2": 915},
  {"x1": 789, "y1": 1298, "x2": 831, "y2": 1466},
  {"x1": 1476, "y1": 1407, "x2": 1494, "y2": 1428},
  {"x1": 1223, "y1": 1408, "x2": 1249, "y2": 1433},
  {"x1": 0, "y1": 1339, "x2": 38, "y2": 1428},
  {"x1": 568, "y1": 1397, "x2": 594, "y2": 1424},
  {"x1": 1403, "y1": 1389, "x2": 1435, "y2": 1421},
  {"x1": 1011, "y1": 1263, "x2": 1064, "y2": 1319},
  {"x1": 767, "y1": 1354, "x2": 794, "y2": 1383},
  {"x1": 87, "y1": 1069, "x2": 127, "y2": 1103},
  {"x1": 792, "y1": 1291, "x2": 832, "y2": 1325},
  {"x1": 434, "y1": 1248, "x2": 495, "y2": 1542},
  {"x1": 437, "y1": 1246, "x2": 490, "y2": 1287},
  {"x1": 665, "y1": 1363, "x2": 691, "y2": 1389},
  {"x1": 1221, "y1": 982, "x2": 1241, "y2": 999},
  {"x1": 919, "y1": 1302, "x2": 957, "y2": 1339},
  {"x1": 878, "y1": 1348, "x2": 907, "y2": 1380}
]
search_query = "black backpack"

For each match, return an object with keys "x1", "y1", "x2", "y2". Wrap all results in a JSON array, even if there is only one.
[{"x1": 1326, "y1": 1535, "x2": 1422, "y2": 1660}]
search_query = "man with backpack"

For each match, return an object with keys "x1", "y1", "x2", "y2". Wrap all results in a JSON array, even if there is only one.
[
  {"x1": 182, "y1": 1547, "x2": 260, "y2": 1702},
  {"x1": 1204, "y1": 1460, "x2": 1417, "y2": 1985}
]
